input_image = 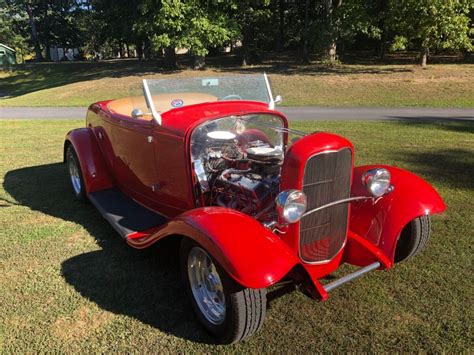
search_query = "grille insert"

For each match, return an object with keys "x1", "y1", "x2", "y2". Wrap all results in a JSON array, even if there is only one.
[{"x1": 300, "y1": 148, "x2": 352, "y2": 263}]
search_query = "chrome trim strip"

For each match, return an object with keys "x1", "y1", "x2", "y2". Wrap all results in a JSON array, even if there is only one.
[{"x1": 303, "y1": 196, "x2": 372, "y2": 217}]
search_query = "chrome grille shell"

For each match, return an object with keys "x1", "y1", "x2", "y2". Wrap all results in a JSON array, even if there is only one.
[{"x1": 299, "y1": 148, "x2": 352, "y2": 263}]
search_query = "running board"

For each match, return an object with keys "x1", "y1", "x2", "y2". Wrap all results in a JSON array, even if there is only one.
[
  {"x1": 323, "y1": 261, "x2": 381, "y2": 292},
  {"x1": 88, "y1": 188, "x2": 168, "y2": 239}
]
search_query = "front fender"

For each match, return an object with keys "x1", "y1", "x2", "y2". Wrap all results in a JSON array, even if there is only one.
[
  {"x1": 349, "y1": 165, "x2": 446, "y2": 263},
  {"x1": 64, "y1": 128, "x2": 114, "y2": 194},
  {"x1": 136, "y1": 207, "x2": 299, "y2": 289}
]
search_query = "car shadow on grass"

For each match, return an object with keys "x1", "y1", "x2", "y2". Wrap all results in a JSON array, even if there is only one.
[{"x1": 3, "y1": 162, "x2": 215, "y2": 344}]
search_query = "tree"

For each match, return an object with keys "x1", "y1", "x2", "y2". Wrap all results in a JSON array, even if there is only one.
[
  {"x1": 34, "y1": 0, "x2": 84, "y2": 60},
  {"x1": 88, "y1": 0, "x2": 144, "y2": 59},
  {"x1": 23, "y1": 0, "x2": 43, "y2": 61},
  {"x1": 0, "y1": 1, "x2": 29, "y2": 59},
  {"x1": 302, "y1": 0, "x2": 311, "y2": 63},
  {"x1": 325, "y1": 0, "x2": 342, "y2": 63},
  {"x1": 313, "y1": 0, "x2": 383, "y2": 64},
  {"x1": 137, "y1": 0, "x2": 236, "y2": 69},
  {"x1": 225, "y1": 0, "x2": 272, "y2": 66},
  {"x1": 387, "y1": 0, "x2": 473, "y2": 67},
  {"x1": 3, "y1": 0, "x2": 85, "y2": 62}
]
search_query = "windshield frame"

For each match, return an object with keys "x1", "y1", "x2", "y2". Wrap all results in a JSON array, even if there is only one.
[{"x1": 142, "y1": 74, "x2": 276, "y2": 125}]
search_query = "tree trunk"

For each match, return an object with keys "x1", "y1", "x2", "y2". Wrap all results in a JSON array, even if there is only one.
[
  {"x1": 420, "y1": 47, "x2": 429, "y2": 68},
  {"x1": 193, "y1": 55, "x2": 206, "y2": 70},
  {"x1": 277, "y1": 0, "x2": 285, "y2": 52},
  {"x1": 126, "y1": 43, "x2": 131, "y2": 58},
  {"x1": 241, "y1": 31, "x2": 251, "y2": 66},
  {"x1": 45, "y1": 43, "x2": 51, "y2": 61},
  {"x1": 327, "y1": 42, "x2": 337, "y2": 64},
  {"x1": 325, "y1": 0, "x2": 342, "y2": 64},
  {"x1": 119, "y1": 43, "x2": 125, "y2": 58},
  {"x1": 136, "y1": 42, "x2": 143, "y2": 60},
  {"x1": 164, "y1": 46, "x2": 177, "y2": 68},
  {"x1": 378, "y1": 30, "x2": 386, "y2": 60},
  {"x1": 25, "y1": 2, "x2": 43, "y2": 61},
  {"x1": 302, "y1": 0, "x2": 310, "y2": 63},
  {"x1": 143, "y1": 38, "x2": 151, "y2": 60}
]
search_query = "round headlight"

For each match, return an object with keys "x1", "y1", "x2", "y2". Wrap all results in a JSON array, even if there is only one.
[
  {"x1": 276, "y1": 190, "x2": 307, "y2": 224},
  {"x1": 363, "y1": 168, "x2": 391, "y2": 197}
]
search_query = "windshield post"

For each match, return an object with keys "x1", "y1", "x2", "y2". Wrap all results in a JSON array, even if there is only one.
[
  {"x1": 142, "y1": 79, "x2": 162, "y2": 125},
  {"x1": 264, "y1": 73, "x2": 275, "y2": 110}
]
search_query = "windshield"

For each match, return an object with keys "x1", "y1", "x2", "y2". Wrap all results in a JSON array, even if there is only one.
[
  {"x1": 191, "y1": 114, "x2": 286, "y2": 160},
  {"x1": 146, "y1": 74, "x2": 272, "y2": 108}
]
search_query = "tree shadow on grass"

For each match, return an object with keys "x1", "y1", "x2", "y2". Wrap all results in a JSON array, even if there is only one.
[
  {"x1": 386, "y1": 120, "x2": 474, "y2": 190},
  {"x1": 0, "y1": 59, "x2": 180, "y2": 99},
  {"x1": 388, "y1": 117, "x2": 474, "y2": 129},
  {"x1": 3, "y1": 162, "x2": 214, "y2": 344},
  {"x1": 393, "y1": 148, "x2": 474, "y2": 191},
  {"x1": 0, "y1": 55, "x2": 415, "y2": 101},
  {"x1": 214, "y1": 62, "x2": 413, "y2": 76}
]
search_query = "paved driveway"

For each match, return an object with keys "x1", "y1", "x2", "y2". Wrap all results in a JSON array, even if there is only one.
[{"x1": 1, "y1": 106, "x2": 473, "y2": 121}]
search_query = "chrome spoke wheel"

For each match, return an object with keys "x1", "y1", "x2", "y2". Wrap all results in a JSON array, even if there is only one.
[
  {"x1": 67, "y1": 150, "x2": 82, "y2": 196},
  {"x1": 188, "y1": 247, "x2": 226, "y2": 325}
]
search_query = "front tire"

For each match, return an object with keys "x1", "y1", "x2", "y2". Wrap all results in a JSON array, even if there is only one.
[
  {"x1": 395, "y1": 215, "x2": 431, "y2": 263},
  {"x1": 66, "y1": 145, "x2": 87, "y2": 201},
  {"x1": 180, "y1": 239, "x2": 266, "y2": 344}
]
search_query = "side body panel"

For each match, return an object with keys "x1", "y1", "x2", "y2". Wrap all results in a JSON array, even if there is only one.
[
  {"x1": 64, "y1": 127, "x2": 114, "y2": 194},
  {"x1": 103, "y1": 115, "x2": 157, "y2": 197},
  {"x1": 87, "y1": 104, "x2": 160, "y2": 201},
  {"x1": 349, "y1": 165, "x2": 446, "y2": 263},
  {"x1": 150, "y1": 127, "x2": 195, "y2": 216}
]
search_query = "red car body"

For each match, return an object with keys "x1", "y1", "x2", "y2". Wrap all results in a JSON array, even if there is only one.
[{"x1": 64, "y1": 84, "x2": 446, "y2": 342}]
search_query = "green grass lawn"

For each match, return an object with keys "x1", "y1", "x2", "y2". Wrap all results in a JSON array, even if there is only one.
[
  {"x1": 0, "y1": 60, "x2": 473, "y2": 108},
  {"x1": 0, "y1": 119, "x2": 473, "y2": 352}
]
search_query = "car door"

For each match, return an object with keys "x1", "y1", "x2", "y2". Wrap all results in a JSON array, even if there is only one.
[{"x1": 103, "y1": 114, "x2": 158, "y2": 198}]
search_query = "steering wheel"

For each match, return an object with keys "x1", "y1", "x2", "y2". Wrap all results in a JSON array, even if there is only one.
[{"x1": 220, "y1": 94, "x2": 243, "y2": 101}]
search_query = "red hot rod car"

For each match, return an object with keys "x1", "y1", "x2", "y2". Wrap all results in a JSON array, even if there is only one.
[{"x1": 64, "y1": 74, "x2": 445, "y2": 343}]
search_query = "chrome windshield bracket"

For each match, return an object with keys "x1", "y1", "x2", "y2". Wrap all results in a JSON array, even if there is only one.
[
  {"x1": 264, "y1": 72, "x2": 275, "y2": 110},
  {"x1": 142, "y1": 79, "x2": 162, "y2": 125}
]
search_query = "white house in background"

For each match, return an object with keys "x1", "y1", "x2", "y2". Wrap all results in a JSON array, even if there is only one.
[{"x1": 50, "y1": 46, "x2": 79, "y2": 61}]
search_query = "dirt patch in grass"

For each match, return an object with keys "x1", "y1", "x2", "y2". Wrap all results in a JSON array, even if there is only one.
[
  {"x1": 66, "y1": 230, "x2": 91, "y2": 245},
  {"x1": 52, "y1": 306, "x2": 113, "y2": 342}
]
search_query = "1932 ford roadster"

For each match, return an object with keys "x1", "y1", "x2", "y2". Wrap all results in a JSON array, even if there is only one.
[{"x1": 64, "y1": 74, "x2": 445, "y2": 343}]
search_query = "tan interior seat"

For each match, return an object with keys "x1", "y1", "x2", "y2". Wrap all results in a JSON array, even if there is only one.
[{"x1": 107, "y1": 92, "x2": 218, "y2": 120}]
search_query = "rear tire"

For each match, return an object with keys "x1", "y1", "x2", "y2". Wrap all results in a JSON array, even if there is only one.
[
  {"x1": 66, "y1": 145, "x2": 87, "y2": 201},
  {"x1": 180, "y1": 238, "x2": 266, "y2": 344},
  {"x1": 395, "y1": 215, "x2": 431, "y2": 263}
]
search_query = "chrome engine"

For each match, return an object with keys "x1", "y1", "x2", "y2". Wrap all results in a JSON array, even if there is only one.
[{"x1": 192, "y1": 130, "x2": 283, "y2": 219}]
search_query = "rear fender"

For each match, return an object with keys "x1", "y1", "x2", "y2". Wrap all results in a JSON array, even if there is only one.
[
  {"x1": 64, "y1": 128, "x2": 114, "y2": 193},
  {"x1": 348, "y1": 165, "x2": 446, "y2": 264},
  {"x1": 129, "y1": 207, "x2": 299, "y2": 289}
]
